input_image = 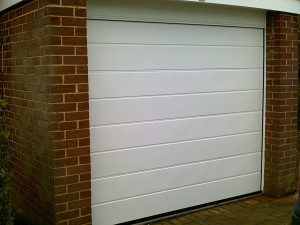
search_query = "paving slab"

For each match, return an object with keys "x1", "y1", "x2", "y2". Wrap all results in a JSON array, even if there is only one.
[{"x1": 142, "y1": 194, "x2": 297, "y2": 225}]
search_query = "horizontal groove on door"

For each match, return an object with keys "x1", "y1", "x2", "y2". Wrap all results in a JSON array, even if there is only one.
[
  {"x1": 91, "y1": 173, "x2": 261, "y2": 225},
  {"x1": 87, "y1": 20, "x2": 264, "y2": 45},
  {"x1": 91, "y1": 132, "x2": 262, "y2": 179},
  {"x1": 90, "y1": 110, "x2": 262, "y2": 128},
  {"x1": 92, "y1": 172, "x2": 261, "y2": 206},
  {"x1": 91, "y1": 151, "x2": 261, "y2": 181},
  {"x1": 89, "y1": 68, "x2": 264, "y2": 72},
  {"x1": 88, "y1": 43, "x2": 264, "y2": 47},
  {"x1": 92, "y1": 171, "x2": 261, "y2": 205},
  {"x1": 88, "y1": 45, "x2": 263, "y2": 71},
  {"x1": 89, "y1": 68, "x2": 263, "y2": 72},
  {"x1": 90, "y1": 111, "x2": 262, "y2": 151},
  {"x1": 91, "y1": 131, "x2": 261, "y2": 155},
  {"x1": 89, "y1": 89, "x2": 262, "y2": 100},
  {"x1": 90, "y1": 91, "x2": 262, "y2": 125},
  {"x1": 89, "y1": 69, "x2": 263, "y2": 98}
]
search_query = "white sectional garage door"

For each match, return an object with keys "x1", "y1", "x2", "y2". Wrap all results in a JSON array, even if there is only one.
[{"x1": 87, "y1": 1, "x2": 265, "y2": 224}]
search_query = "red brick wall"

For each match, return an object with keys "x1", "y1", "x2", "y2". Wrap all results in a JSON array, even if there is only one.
[
  {"x1": 265, "y1": 12, "x2": 299, "y2": 197},
  {"x1": 49, "y1": 1, "x2": 91, "y2": 224},
  {"x1": 1, "y1": 1, "x2": 56, "y2": 224},
  {"x1": 0, "y1": 0, "x2": 91, "y2": 224},
  {"x1": 298, "y1": 14, "x2": 300, "y2": 197},
  {"x1": 0, "y1": 0, "x2": 298, "y2": 224}
]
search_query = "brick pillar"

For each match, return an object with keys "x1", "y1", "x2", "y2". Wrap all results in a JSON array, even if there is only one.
[
  {"x1": 2, "y1": 1, "x2": 56, "y2": 224},
  {"x1": 1, "y1": 0, "x2": 91, "y2": 224},
  {"x1": 49, "y1": 1, "x2": 92, "y2": 224},
  {"x1": 265, "y1": 12, "x2": 299, "y2": 197}
]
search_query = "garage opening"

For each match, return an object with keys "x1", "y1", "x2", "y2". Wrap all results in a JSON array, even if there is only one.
[{"x1": 87, "y1": 1, "x2": 265, "y2": 224}]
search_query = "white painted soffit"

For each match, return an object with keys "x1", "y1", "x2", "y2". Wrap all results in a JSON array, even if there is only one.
[
  {"x1": 189, "y1": 0, "x2": 300, "y2": 15},
  {"x1": 0, "y1": 0, "x2": 23, "y2": 12},
  {"x1": 0, "y1": 0, "x2": 299, "y2": 14}
]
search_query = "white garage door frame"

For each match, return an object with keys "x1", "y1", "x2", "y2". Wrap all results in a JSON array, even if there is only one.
[{"x1": 87, "y1": 1, "x2": 267, "y2": 224}]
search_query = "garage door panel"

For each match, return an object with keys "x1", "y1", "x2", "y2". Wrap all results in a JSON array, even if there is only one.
[
  {"x1": 87, "y1": 20, "x2": 263, "y2": 46},
  {"x1": 89, "y1": 69, "x2": 263, "y2": 99},
  {"x1": 92, "y1": 153, "x2": 261, "y2": 204},
  {"x1": 92, "y1": 173, "x2": 261, "y2": 225},
  {"x1": 88, "y1": 45, "x2": 263, "y2": 71},
  {"x1": 87, "y1": 0, "x2": 266, "y2": 28},
  {"x1": 90, "y1": 91, "x2": 262, "y2": 125},
  {"x1": 91, "y1": 132, "x2": 262, "y2": 178},
  {"x1": 91, "y1": 111, "x2": 262, "y2": 152},
  {"x1": 88, "y1": 7, "x2": 264, "y2": 223}
]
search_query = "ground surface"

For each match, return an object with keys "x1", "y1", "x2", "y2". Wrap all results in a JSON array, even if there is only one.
[{"x1": 142, "y1": 194, "x2": 297, "y2": 225}]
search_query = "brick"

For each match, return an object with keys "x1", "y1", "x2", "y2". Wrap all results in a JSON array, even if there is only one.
[
  {"x1": 80, "y1": 190, "x2": 91, "y2": 199},
  {"x1": 48, "y1": 16, "x2": 61, "y2": 26},
  {"x1": 264, "y1": 12, "x2": 298, "y2": 197},
  {"x1": 62, "y1": 17, "x2": 86, "y2": 27},
  {"x1": 79, "y1": 138, "x2": 89, "y2": 147},
  {"x1": 41, "y1": 56, "x2": 63, "y2": 65},
  {"x1": 65, "y1": 111, "x2": 89, "y2": 121},
  {"x1": 56, "y1": 203, "x2": 67, "y2": 213},
  {"x1": 56, "y1": 209, "x2": 80, "y2": 221},
  {"x1": 76, "y1": 66, "x2": 88, "y2": 74},
  {"x1": 54, "y1": 175, "x2": 79, "y2": 186},
  {"x1": 66, "y1": 147, "x2": 89, "y2": 157},
  {"x1": 62, "y1": 37, "x2": 87, "y2": 46},
  {"x1": 65, "y1": 93, "x2": 89, "y2": 102},
  {"x1": 55, "y1": 193, "x2": 79, "y2": 204},
  {"x1": 67, "y1": 165, "x2": 91, "y2": 175},
  {"x1": 62, "y1": 0, "x2": 86, "y2": 7},
  {"x1": 59, "y1": 122, "x2": 78, "y2": 131},
  {"x1": 41, "y1": 36, "x2": 62, "y2": 45},
  {"x1": 48, "y1": 27, "x2": 75, "y2": 36},
  {"x1": 45, "y1": 7, "x2": 74, "y2": 17},
  {"x1": 68, "y1": 182, "x2": 90, "y2": 193},
  {"x1": 50, "y1": 103, "x2": 77, "y2": 112},
  {"x1": 49, "y1": 84, "x2": 76, "y2": 94},
  {"x1": 78, "y1": 120, "x2": 89, "y2": 129},
  {"x1": 79, "y1": 173, "x2": 90, "y2": 182},
  {"x1": 64, "y1": 75, "x2": 88, "y2": 84},
  {"x1": 64, "y1": 56, "x2": 87, "y2": 65},
  {"x1": 53, "y1": 139, "x2": 78, "y2": 150},
  {"x1": 150, "y1": 194, "x2": 297, "y2": 225},
  {"x1": 80, "y1": 207, "x2": 91, "y2": 216},
  {"x1": 69, "y1": 215, "x2": 92, "y2": 225},
  {"x1": 0, "y1": 0, "x2": 87, "y2": 224},
  {"x1": 68, "y1": 198, "x2": 91, "y2": 210},
  {"x1": 75, "y1": 27, "x2": 86, "y2": 36},
  {"x1": 54, "y1": 157, "x2": 78, "y2": 168},
  {"x1": 51, "y1": 66, "x2": 76, "y2": 75},
  {"x1": 45, "y1": 46, "x2": 75, "y2": 55},
  {"x1": 57, "y1": 222, "x2": 68, "y2": 225},
  {"x1": 77, "y1": 102, "x2": 89, "y2": 111},
  {"x1": 75, "y1": 8, "x2": 87, "y2": 18},
  {"x1": 76, "y1": 47, "x2": 87, "y2": 55},
  {"x1": 52, "y1": 131, "x2": 66, "y2": 140},
  {"x1": 66, "y1": 129, "x2": 89, "y2": 139},
  {"x1": 55, "y1": 167, "x2": 67, "y2": 176}
]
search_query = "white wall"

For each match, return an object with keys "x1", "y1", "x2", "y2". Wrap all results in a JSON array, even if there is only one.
[
  {"x1": 1, "y1": 0, "x2": 300, "y2": 14},
  {"x1": 185, "y1": 0, "x2": 300, "y2": 14}
]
